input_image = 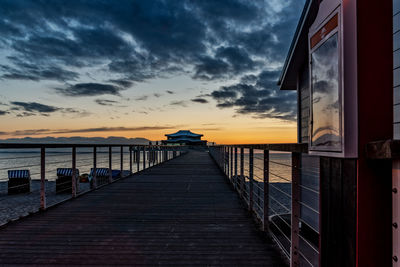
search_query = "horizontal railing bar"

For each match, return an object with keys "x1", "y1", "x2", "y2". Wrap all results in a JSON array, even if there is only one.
[
  {"x1": 268, "y1": 216, "x2": 292, "y2": 243},
  {"x1": 269, "y1": 207, "x2": 292, "y2": 231},
  {"x1": 269, "y1": 195, "x2": 291, "y2": 212},
  {"x1": 212, "y1": 143, "x2": 308, "y2": 153},
  {"x1": 0, "y1": 143, "x2": 186, "y2": 149},
  {"x1": 298, "y1": 200, "x2": 320, "y2": 214},
  {"x1": 299, "y1": 234, "x2": 320, "y2": 255},
  {"x1": 270, "y1": 231, "x2": 291, "y2": 259},
  {"x1": 298, "y1": 250, "x2": 315, "y2": 267},
  {"x1": 269, "y1": 172, "x2": 292, "y2": 183},
  {"x1": 269, "y1": 183, "x2": 292, "y2": 199},
  {"x1": 269, "y1": 160, "x2": 293, "y2": 168},
  {"x1": 298, "y1": 184, "x2": 320, "y2": 195}
]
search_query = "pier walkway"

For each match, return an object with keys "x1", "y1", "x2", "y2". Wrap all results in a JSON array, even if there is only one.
[{"x1": 0, "y1": 150, "x2": 286, "y2": 266}]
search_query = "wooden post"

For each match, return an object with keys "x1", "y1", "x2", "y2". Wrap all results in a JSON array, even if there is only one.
[
  {"x1": 393, "y1": 159, "x2": 400, "y2": 266},
  {"x1": 40, "y1": 147, "x2": 46, "y2": 210},
  {"x1": 234, "y1": 147, "x2": 238, "y2": 190},
  {"x1": 143, "y1": 146, "x2": 146, "y2": 170},
  {"x1": 72, "y1": 146, "x2": 77, "y2": 198},
  {"x1": 108, "y1": 146, "x2": 112, "y2": 183},
  {"x1": 224, "y1": 146, "x2": 227, "y2": 175},
  {"x1": 263, "y1": 150, "x2": 269, "y2": 231},
  {"x1": 137, "y1": 147, "x2": 140, "y2": 172},
  {"x1": 291, "y1": 152, "x2": 301, "y2": 267},
  {"x1": 129, "y1": 146, "x2": 132, "y2": 174},
  {"x1": 230, "y1": 147, "x2": 233, "y2": 182},
  {"x1": 120, "y1": 146, "x2": 123, "y2": 178},
  {"x1": 148, "y1": 148, "x2": 151, "y2": 168},
  {"x1": 240, "y1": 147, "x2": 244, "y2": 196},
  {"x1": 93, "y1": 147, "x2": 97, "y2": 188},
  {"x1": 249, "y1": 148, "x2": 254, "y2": 212}
]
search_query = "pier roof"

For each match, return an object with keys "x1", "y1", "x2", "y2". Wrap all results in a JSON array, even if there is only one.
[
  {"x1": 277, "y1": 0, "x2": 318, "y2": 90},
  {"x1": 165, "y1": 130, "x2": 203, "y2": 138}
]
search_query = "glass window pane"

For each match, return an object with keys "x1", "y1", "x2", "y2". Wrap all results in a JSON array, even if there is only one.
[{"x1": 311, "y1": 33, "x2": 341, "y2": 150}]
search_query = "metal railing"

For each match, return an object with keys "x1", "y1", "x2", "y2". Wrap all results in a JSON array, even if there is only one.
[
  {"x1": 209, "y1": 143, "x2": 320, "y2": 267},
  {"x1": 0, "y1": 143, "x2": 185, "y2": 226}
]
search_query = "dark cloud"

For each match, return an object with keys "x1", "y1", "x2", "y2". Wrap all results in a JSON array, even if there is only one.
[
  {"x1": 191, "y1": 98, "x2": 209, "y2": 104},
  {"x1": 95, "y1": 99, "x2": 119, "y2": 106},
  {"x1": 0, "y1": 110, "x2": 9, "y2": 115},
  {"x1": 108, "y1": 79, "x2": 134, "y2": 88},
  {"x1": 10, "y1": 101, "x2": 60, "y2": 113},
  {"x1": 8, "y1": 101, "x2": 89, "y2": 117},
  {"x1": 0, "y1": 0, "x2": 305, "y2": 121},
  {"x1": 0, "y1": 125, "x2": 179, "y2": 136},
  {"x1": 210, "y1": 70, "x2": 297, "y2": 121},
  {"x1": 153, "y1": 93, "x2": 162, "y2": 98},
  {"x1": 135, "y1": 95, "x2": 148, "y2": 101},
  {"x1": 55, "y1": 83, "x2": 124, "y2": 97},
  {"x1": 169, "y1": 100, "x2": 187, "y2": 107},
  {"x1": 0, "y1": 57, "x2": 79, "y2": 82}
]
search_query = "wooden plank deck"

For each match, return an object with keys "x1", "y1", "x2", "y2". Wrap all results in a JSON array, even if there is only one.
[{"x1": 0, "y1": 150, "x2": 286, "y2": 266}]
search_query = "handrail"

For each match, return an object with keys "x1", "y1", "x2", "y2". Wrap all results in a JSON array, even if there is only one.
[
  {"x1": 208, "y1": 144, "x2": 319, "y2": 266},
  {"x1": 0, "y1": 143, "x2": 186, "y2": 226},
  {"x1": 0, "y1": 143, "x2": 183, "y2": 149},
  {"x1": 210, "y1": 143, "x2": 308, "y2": 153}
]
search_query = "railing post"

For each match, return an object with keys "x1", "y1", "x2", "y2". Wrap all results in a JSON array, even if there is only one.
[
  {"x1": 143, "y1": 146, "x2": 146, "y2": 170},
  {"x1": 40, "y1": 146, "x2": 46, "y2": 210},
  {"x1": 129, "y1": 146, "x2": 132, "y2": 174},
  {"x1": 93, "y1": 147, "x2": 97, "y2": 188},
  {"x1": 72, "y1": 146, "x2": 77, "y2": 198},
  {"x1": 234, "y1": 147, "x2": 238, "y2": 190},
  {"x1": 120, "y1": 146, "x2": 123, "y2": 178},
  {"x1": 240, "y1": 147, "x2": 244, "y2": 196},
  {"x1": 156, "y1": 148, "x2": 159, "y2": 164},
  {"x1": 230, "y1": 146, "x2": 233, "y2": 182},
  {"x1": 291, "y1": 152, "x2": 301, "y2": 267},
  {"x1": 148, "y1": 147, "x2": 151, "y2": 168},
  {"x1": 249, "y1": 148, "x2": 254, "y2": 212},
  {"x1": 224, "y1": 146, "x2": 227, "y2": 175},
  {"x1": 137, "y1": 147, "x2": 140, "y2": 172},
  {"x1": 393, "y1": 159, "x2": 400, "y2": 267},
  {"x1": 263, "y1": 150, "x2": 269, "y2": 231},
  {"x1": 108, "y1": 146, "x2": 112, "y2": 183}
]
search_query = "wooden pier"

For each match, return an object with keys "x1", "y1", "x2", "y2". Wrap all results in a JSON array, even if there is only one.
[{"x1": 0, "y1": 150, "x2": 286, "y2": 266}]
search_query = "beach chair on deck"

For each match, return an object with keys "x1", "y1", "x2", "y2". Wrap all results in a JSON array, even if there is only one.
[
  {"x1": 8, "y1": 170, "x2": 31, "y2": 194},
  {"x1": 89, "y1": 168, "x2": 109, "y2": 186},
  {"x1": 56, "y1": 168, "x2": 79, "y2": 194},
  {"x1": 89, "y1": 168, "x2": 121, "y2": 186}
]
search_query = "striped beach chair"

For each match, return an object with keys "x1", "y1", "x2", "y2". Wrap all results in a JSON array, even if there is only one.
[
  {"x1": 89, "y1": 168, "x2": 121, "y2": 186},
  {"x1": 8, "y1": 170, "x2": 31, "y2": 194},
  {"x1": 56, "y1": 168, "x2": 79, "y2": 194}
]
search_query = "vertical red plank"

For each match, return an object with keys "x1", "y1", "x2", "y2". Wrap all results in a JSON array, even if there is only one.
[
  {"x1": 394, "y1": 159, "x2": 400, "y2": 266},
  {"x1": 291, "y1": 152, "x2": 300, "y2": 267}
]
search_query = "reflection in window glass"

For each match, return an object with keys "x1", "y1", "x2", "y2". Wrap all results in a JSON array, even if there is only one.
[{"x1": 311, "y1": 33, "x2": 341, "y2": 150}]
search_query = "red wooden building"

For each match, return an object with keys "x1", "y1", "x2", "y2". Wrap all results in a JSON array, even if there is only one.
[{"x1": 278, "y1": 0, "x2": 397, "y2": 266}]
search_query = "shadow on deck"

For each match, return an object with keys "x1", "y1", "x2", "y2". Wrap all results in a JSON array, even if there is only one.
[{"x1": 0, "y1": 150, "x2": 286, "y2": 266}]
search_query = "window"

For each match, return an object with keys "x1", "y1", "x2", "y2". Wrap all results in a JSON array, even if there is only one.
[{"x1": 310, "y1": 32, "x2": 341, "y2": 151}]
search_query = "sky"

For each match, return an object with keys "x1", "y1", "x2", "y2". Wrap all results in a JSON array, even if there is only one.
[{"x1": 0, "y1": 0, "x2": 305, "y2": 144}]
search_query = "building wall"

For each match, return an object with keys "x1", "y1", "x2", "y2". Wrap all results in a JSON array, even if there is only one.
[
  {"x1": 299, "y1": 65, "x2": 310, "y2": 143},
  {"x1": 394, "y1": 0, "x2": 400, "y2": 138}
]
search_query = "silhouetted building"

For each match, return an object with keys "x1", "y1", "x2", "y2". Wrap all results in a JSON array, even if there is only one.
[{"x1": 162, "y1": 130, "x2": 207, "y2": 146}]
